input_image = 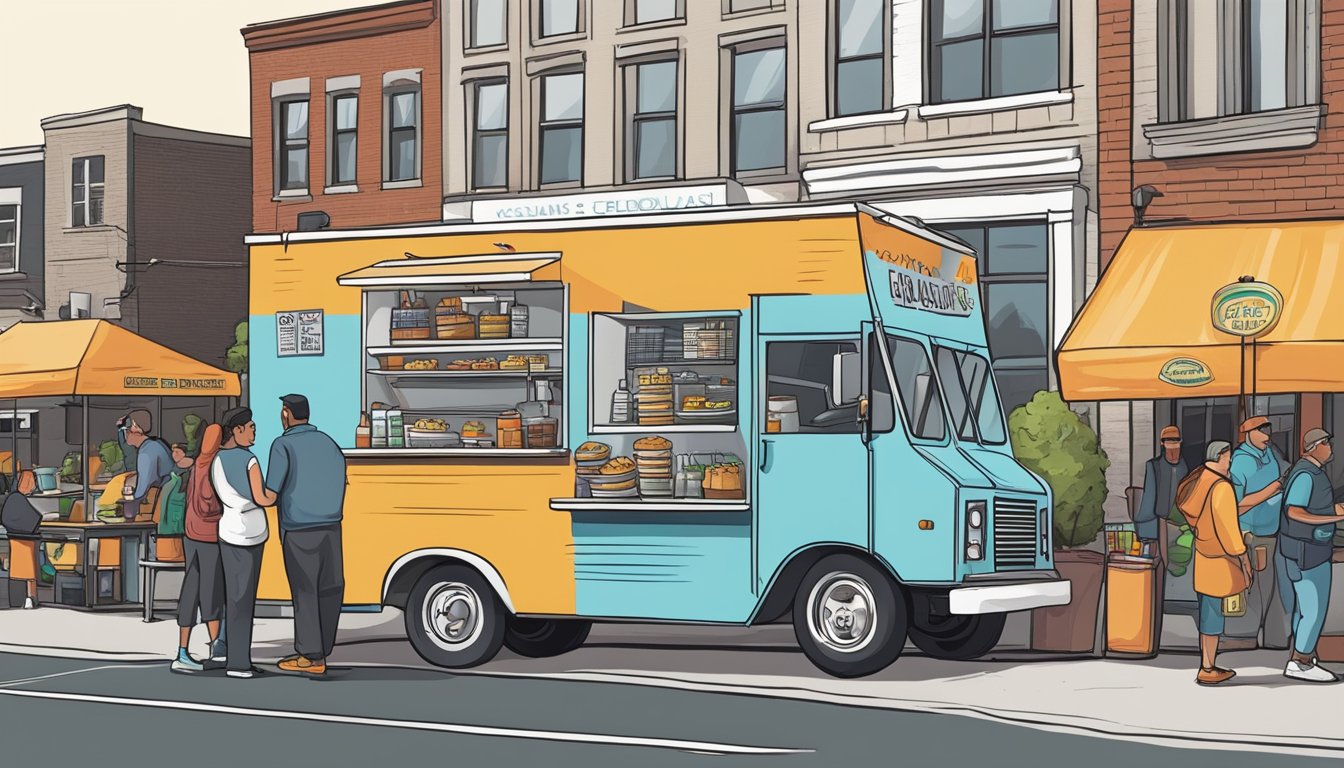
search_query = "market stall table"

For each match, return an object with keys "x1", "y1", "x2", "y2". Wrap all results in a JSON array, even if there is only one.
[{"x1": 33, "y1": 520, "x2": 156, "y2": 608}]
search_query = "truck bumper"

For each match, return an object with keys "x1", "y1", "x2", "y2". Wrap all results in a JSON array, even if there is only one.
[{"x1": 947, "y1": 578, "x2": 1071, "y2": 615}]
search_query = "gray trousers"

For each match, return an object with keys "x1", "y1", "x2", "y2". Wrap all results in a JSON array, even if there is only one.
[
  {"x1": 178, "y1": 539, "x2": 225, "y2": 628},
  {"x1": 282, "y1": 525, "x2": 344, "y2": 660},
  {"x1": 1225, "y1": 534, "x2": 1293, "y2": 649},
  {"x1": 220, "y1": 541, "x2": 264, "y2": 672}
]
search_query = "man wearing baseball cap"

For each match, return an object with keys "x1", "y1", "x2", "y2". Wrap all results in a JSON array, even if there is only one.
[
  {"x1": 1136, "y1": 426, "x2": 1188, "y2": 545},
  {"x1": 1279, "y1": 428, "x2": 1344, "y2": 682},
  {"x1": 1228, "y1": 415, "x2": 1292, "y2": 650}
]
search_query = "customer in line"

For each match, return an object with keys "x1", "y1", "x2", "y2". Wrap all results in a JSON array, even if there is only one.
[
  {"x1": 1279, "y1": 428, "x2": 1344, "y2": 683},
  {"x1": 214, "y1": 408, "x2": 270, "y2": 679},
  {"x1": 1229, "y1": 416, "x2": 1292, "y2": 650},
  {"x1": 1176, "y1": 440, "x2": 1252, "y2": 686},
  {"x1": 118, "y1": 409, "x2": 173, "y2": 509},
  {"x1": 258, "y1": 394, "x2": 348, "y2": 678},
  {"x1": 170, "y1": 424, "x2": 226, "y2": 674}
]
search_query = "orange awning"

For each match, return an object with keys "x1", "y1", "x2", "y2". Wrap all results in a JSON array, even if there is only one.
[
  {"x1": 337, "y1": 253, "x2": 562, "y2": 287},
  {"x1": 0, "y1": 320, "x2": 241, "y2": 398},
  {"x1": 1058, "y1": 221, "x2": 1344, "y2": 400}
]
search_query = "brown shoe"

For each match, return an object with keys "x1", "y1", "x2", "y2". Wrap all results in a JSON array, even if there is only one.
[
  {"x1": 1196, "y1": 667, "x2": 1236, "y2": 686},
  {"x1": 278, "y1": 655, "x2": 326, "y2": 677}
]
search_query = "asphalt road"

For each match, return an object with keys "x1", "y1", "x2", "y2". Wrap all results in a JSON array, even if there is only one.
[{"x1": 0, "y1": 652, "x2": 1336, "y2": 768}]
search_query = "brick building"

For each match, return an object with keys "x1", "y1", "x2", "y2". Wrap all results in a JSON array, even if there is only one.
[
  {"x1": 1087, "y1": 0, "x2": 1336, "y2": 524},
  {"x1": 243, "y1": 0, "x2": 443, "y2": 233}
]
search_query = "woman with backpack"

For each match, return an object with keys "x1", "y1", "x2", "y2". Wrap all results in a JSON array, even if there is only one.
[
  {"x1": 170, "y1": 424, "x2": 227, "y2": 673},
  {"x1": 1177, "y1": 440, "x2": 1254, "y2": 686}
]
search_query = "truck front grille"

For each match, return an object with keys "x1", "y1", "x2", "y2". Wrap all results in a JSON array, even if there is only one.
[{"x1": 994, "y1": 497, "x2": 1039, "y2": 569}]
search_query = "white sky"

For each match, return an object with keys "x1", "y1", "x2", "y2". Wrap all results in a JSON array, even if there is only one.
[{"x1": 0, "y1": 0, "x2": 355, "y2": 147}]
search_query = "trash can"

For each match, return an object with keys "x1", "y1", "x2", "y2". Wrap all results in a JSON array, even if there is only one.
[{"x1": 1105, "y1": 553, "x2": 1164, "y2": 658}]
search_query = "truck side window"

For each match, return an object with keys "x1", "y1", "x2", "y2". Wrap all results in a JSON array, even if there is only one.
[
  {"x1": 887, "y1": 335, "x2": 946, "y2": 441},
  {"x1": 868, "y1": 334, "x2": 895, "y2": 433},
  {"x1": 765, "y1": 340, "x2": 861, "y2": 434}
]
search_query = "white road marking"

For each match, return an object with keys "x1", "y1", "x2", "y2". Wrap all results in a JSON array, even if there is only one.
[
  {"x1": 0, "y1": 664, "x2": 146, "y2": 688},
  {"x1": 0, "y1": 687, "x2": 811, "y2": 756}
]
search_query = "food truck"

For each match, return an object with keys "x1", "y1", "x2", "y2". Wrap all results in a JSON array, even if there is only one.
[{"x1": 246, "y1": 202, "x2": 1070, "y2": 678}]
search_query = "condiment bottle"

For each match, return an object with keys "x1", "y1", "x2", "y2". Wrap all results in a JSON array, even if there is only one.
[{"x1": 355, "y1": 412, "x2": 372, "y2": 448}]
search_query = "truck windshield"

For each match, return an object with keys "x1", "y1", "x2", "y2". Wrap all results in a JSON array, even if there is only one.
[
  {"x1": 885, "y1": 334, "x2": 945, "y2": 441},
  {"x1": 933, "y1": 346, "x2": 1007, "y2": 445}
]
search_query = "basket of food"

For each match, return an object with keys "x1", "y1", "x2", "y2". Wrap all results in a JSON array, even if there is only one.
[
  {"x1": 405, "y1": 418, "x2": 462, "y2": 448},
  {"x1": 576, "y1": 441, "x2": 612, "y2": 475}
]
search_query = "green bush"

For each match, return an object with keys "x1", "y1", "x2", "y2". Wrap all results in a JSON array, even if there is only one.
[
  {"x1": 226, "y1": 321, "x2": 248, "y2": 374},
  {"x1": 1008, "y1": 391, "x2": 1110, "y2": 549},
  {"x1": 97, "y1": 440, "x2": 125, "y2": 475},
  {"x1": 182, "y1": 414, "x2": 203, "y2": 454}
]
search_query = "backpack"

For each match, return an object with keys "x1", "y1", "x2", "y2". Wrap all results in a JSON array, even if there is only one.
[
  {"x1": 157, "y1": 469, "x2": 188, "y2": 536},
  {"x1": 1, "y1": 490, "x2": 42, "y2": 538}
]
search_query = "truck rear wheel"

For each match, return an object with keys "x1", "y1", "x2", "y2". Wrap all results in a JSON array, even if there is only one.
[
  {"x1": 504, "y1": 618, "x2": 592, "y2": 658},
  {"x1": 908, "y1": 592, "x2": 1006, "y2": 661},
  {"x1": 405, "y1": 564, "x2": 506, "y2": 669},
  {"x1": 792, "y1": 555, "x2": 907, "y2": 678}
]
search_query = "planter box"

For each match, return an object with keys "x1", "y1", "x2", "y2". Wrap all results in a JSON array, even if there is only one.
[{"x1": 1032, "y1": 549, "x2": 1105, "y2": 653}]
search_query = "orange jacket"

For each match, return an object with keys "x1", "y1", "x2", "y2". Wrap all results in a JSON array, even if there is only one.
[{"x1": 1178, "y1": 468, "x2": 1249, "y2": 598}]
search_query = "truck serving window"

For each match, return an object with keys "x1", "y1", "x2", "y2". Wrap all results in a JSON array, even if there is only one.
[
  {"x1": 934, "y1": 346, "x2": 1007, "y2": 445},
  {"x1": 886, "y1": 335, "x2": 945, "y2": 441}
]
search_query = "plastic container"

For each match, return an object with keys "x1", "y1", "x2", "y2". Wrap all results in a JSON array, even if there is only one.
[
  {"x1": 33, "y1": 467, "x2": 58, "y2": 493},
  {"x1": 371, "y1": 409, "x2": 388, "y2": 448},
  {"x1": 767, "y1": 396, "x2": 800, "y2": 433},
  {"x1": 1105, "y1": 553, "x2": 1163, "y2": 658},
  {"x1": 387, "y1": 410, "x2": 405, "y2": 449},
  {"x1": 610, "y1": 379, "x2": 632, "y2": 423}
]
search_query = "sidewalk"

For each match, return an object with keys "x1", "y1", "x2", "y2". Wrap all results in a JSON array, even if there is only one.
[{"x1": 1, "y1": 606, "x2": 1340, "y2": 757}]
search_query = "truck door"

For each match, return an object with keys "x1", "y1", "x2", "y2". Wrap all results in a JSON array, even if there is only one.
[{"x1": 753, "y1": 328, "x2": 872, "y2": 593}]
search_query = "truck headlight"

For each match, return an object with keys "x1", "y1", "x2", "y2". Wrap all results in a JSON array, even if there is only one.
[{"x1": 965, "y1": 500, "x2": 986, "y2": 561}]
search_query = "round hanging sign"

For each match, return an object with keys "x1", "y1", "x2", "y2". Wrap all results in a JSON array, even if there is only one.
[{"x1": 1211, "y1": 280, "x2": 1283, "y2": 338}]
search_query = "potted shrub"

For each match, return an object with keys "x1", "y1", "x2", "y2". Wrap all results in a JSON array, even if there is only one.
[{"x1": 1009, "y1": 391, "x2": 1109, "y2": 654}]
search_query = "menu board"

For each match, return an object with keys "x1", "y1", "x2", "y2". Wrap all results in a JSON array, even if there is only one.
[{"x1": 276, "y1": 309, "x2": 324, "y2": 357}]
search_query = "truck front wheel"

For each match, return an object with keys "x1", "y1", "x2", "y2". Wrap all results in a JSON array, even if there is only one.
[
  {"x1": 792, "y1": 555, "x2": 908, "y2": 678},
  {"x1": 405, "y1": 564, "x2": 507, "y2": 669},
  {"x1": 908, "y1": 592, "x2": 1006, "y2": 661},
  {"x1": 504, "y1": 618, "x2": 592, "y2": 658}
]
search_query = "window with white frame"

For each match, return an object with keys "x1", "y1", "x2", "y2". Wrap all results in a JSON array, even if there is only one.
[
  {"x1": 726, "y1": 0, "x2": 783, "y2": 12},
  {"x1": 730, "y1": 45, "x2": 786, "y2": 174},
  {"x1": 539, "y1": 0, "x2": 580, "y2": 37},
  {"x1": 0, "y1": 205, "x2": 16, "y2": 273},
  {"x1": 936, "y1": 222, "x2": 1050, "y2": 416},
  {"x1": 329, "y1": 93, "x2": 358, "y2": 186},
  {"x1": 276, "y1": 100, "x2": 309, "y2": 191},
  {"x1": 473, "y1": 80, "x2": 509, "y2": 189},
  {"x1": 928, "y1": 0, "x2": 1060, "y2": 105},
  {"x1": 833, "y1": 0, "x2": 886, "y2": 116},
  {"x1": 631, "y1": 0, "x2": 682, "y2": 24},
  {"x1": 539, "y1": 72, "x2": 584, "y2": 184},
  {"x1": 629, "y1": 60, "x2": 678, "y2": 181},
  {"x1": 471, "y1": 0, "x2": 507, "y2": 48},
  {"x1": 1159, "y1": 0, "x2": 1318, "y2": 123},
  {"x1": 71, "y1": 156, "x2": 105, "y2": 226},
  {"x1": 385, "y1": 87, "x2": 421, "y2": 182}
]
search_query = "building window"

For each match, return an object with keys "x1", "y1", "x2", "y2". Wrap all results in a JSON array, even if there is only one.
[
  {"x1": 473, "y1": 80, "x2": 509, "y2": 189},
  {"x1": 833, "y1": 0, "x2": 886, "y2": 116},
  {"x1": 936, "y1": 222, "x2": 1049, "y2": 416},
  {"x1": 630, "y1": 0, "x2": 682, "y2": 24},
  {"x1": 71, "y1": 156, "x2": 105, "y2": 227},
  {"x1": 329, "y1": 94, "x2": 358, "y2": 186},
  {"x1": 386, "y1": 88, "x2": 420, "y2": 182},
  {"x1": 731, "y1": 45, "x2": 786, "y2": 174},
  {"x1": 471, "y1": 0, "x2": 507, "y2": 48},
  {"x1": 1160, "y1": 0, "x2": 1318, "y2": 122},
  {"x1": 629, "y1": 60, "x2": 678, "y2": 181},
  {"x1": 0, "y1": 204, "x2": 16, "y2": 273},
  {"x1": 276, "y1": 100, "x2": 309, "y2": 191},
  {"x1": 726, "y1": 0, "x2": 783, "y2": 12},
  {"x1": 928, "y1": 0, "x2": 1060, "y2": 104},
  {"x1": 540, "y1": 0, "x2": 580, "y2": 37},
  {"x1": 539, "y1": 72, "x2": 584, "y2": 185}
]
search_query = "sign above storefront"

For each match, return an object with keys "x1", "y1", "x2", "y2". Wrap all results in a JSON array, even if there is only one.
[
  {"x1": 470, "y1": 183, "x2": 741, "y2": 223},
  {"x1": 1159, "y1": 357, "x2": 1213, "y2": 388},
  {"x1": 1211, "y1": 279, "x2": 1283, "y2": 338}
]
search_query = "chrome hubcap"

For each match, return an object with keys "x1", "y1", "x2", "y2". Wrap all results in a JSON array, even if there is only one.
[
  {"x1": 807, "y1": 572, "x2": 877, "y2": 654},
  {"x1": 423, "y1": 581, "x2": 484, "y2": 650}
]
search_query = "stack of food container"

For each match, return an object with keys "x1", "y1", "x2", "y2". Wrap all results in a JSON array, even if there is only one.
[
  {"x1": 634, "y1": 366, "x2": 674, "y2": 426},
  {"x1": 634, "y1": 436, "x2": 673, "y2": 497},
  {"x1": 435, "y1": 297, "x2": 473, "y2": 340},
  {"x1": 496, "y1": 410, "x2": 522, "y2": 448},
  {"x1": 575, "y1": 441, "x2": 610, "y2": 494},
  {"x1": 589, "y1": 456, "x2": 638, "y2": 498},
  {"x1": 478, "y1": 312, "x2": 510, "y2": 339},
  {"x1": 392, "y1": 305, "x2": 431, "y2": 340}
]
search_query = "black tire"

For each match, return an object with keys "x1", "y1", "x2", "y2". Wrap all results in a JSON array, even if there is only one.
[
  {"x1": 907, "y1": 591, "x2": 1006, "y2": 661},
  {"x1": 404, "y1": 564, "x2": 506, "y2": 669},
  {"x1": 792, "y1": 555, "x2": 907, "y2": 678},
  {"x1": 504, "y1": 618, "x2": 592, "y2": 658}
]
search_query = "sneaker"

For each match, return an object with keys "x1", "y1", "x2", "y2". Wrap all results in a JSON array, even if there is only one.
[
  {"x1": 1285, "y1": 660, "x2": 1339, "y2": 683},
  {"x1": 171, "y1": 651, "x2": 204, "y2": 674},
  {"x1": 209, "y1": 639, "x2": 227, "y2": 663},
  {"x1": 226, "y1": 667, "x2": 266, "y2": 679},
  {"x1": 278, "y1": 655, "x2": 326, "y2": 677},
  {"x1": 1196, "y1": 667, "x2": 1236, "y2": 686},
  {"x1": 22, "y1": 597, "x2": 35, "y2": 610}
]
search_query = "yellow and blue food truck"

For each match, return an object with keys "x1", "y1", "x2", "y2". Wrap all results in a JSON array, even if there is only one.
[{"x1": 246, "y1": 202, "x2": 1069, "y2": 677}]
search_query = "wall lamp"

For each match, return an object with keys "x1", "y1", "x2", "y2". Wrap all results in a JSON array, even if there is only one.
[{"x1": 1132, "y1": 185, "x2": 1163, "y2": 226}]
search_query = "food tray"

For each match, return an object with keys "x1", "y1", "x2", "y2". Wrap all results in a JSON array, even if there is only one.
[
  {"x1": 588, "y1": 468, "x2": 638, "y2": 485},
  {"x1": 675, "y1": 408, "x2": 737, "y2": 419},
  {"x1": 405, "y1": 430, "x2": 462, "y2": 448},
  {"x1": 591, "y1": 487, "x2": 641, "y2": 498}
]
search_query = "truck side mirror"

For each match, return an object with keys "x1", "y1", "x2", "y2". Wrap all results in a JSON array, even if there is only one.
[{"x1": 831, "y1": 352, "x2": 861, "y2": 407}]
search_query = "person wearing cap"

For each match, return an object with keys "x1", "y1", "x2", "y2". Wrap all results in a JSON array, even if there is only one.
[
  {"x1": 1228, "y1": 415, "x2": 1292, "y2": 650},
  {"x1": 1136, "y1": 426, "x2": 1189, "y2": 544},
  {"x1": 1278, "y1": 428, "x2": 1344, "y2": 683},
  {"x1": 256, "y1": 394, "x2": 347, "y2": 677},
  {"x1": 1176, "y1": 440, "x2": 1252, "y2": 685}
]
